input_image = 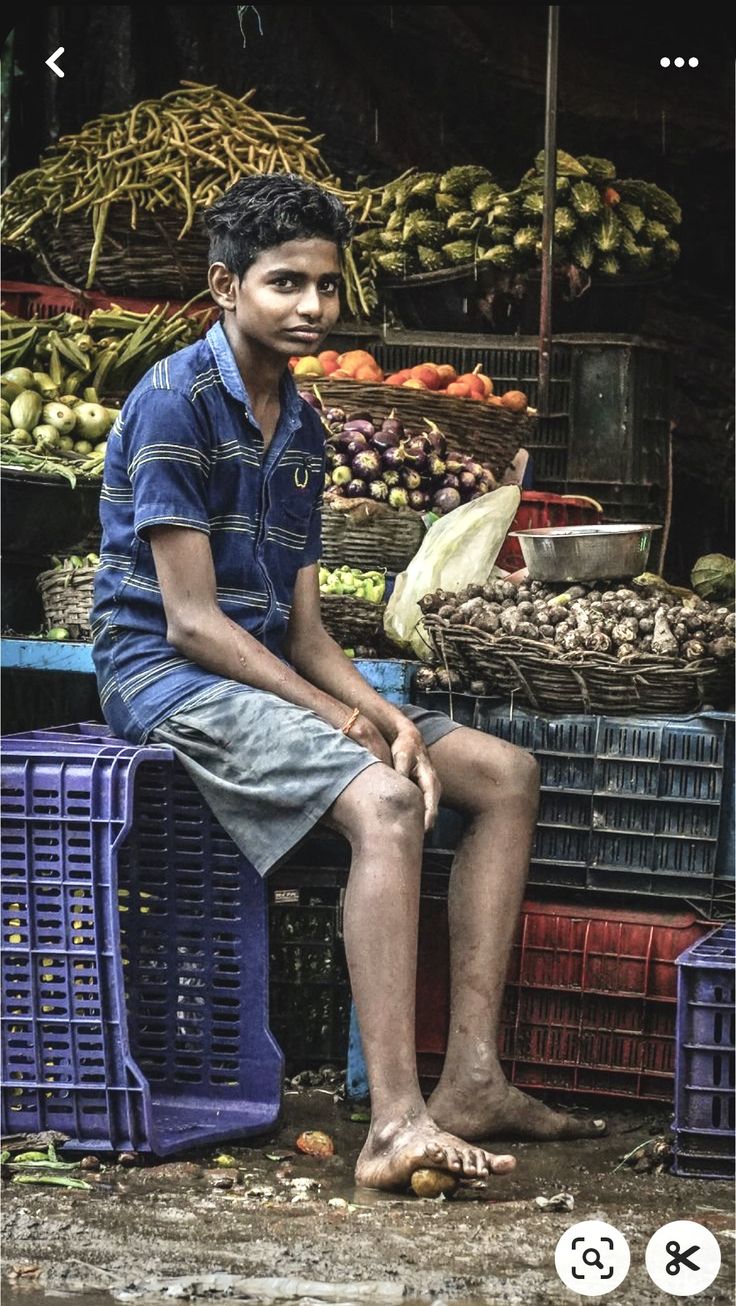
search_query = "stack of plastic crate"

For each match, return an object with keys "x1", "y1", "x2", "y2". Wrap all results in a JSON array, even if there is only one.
[
  {"x1": 673, "y1": 924, "x2": 735, "y2": 1179},
  {"x1": 423, "y1": 701, "x2": 734, "y2": 913},
  {"x1": 1, "y1": 723, "x2": 282, "y2": 1154},
  {"x1": 348, "y1": 695, "x2": 733, "y2": 1108}
]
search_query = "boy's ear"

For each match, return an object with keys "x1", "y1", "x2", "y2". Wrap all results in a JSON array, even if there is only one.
[{"x1": 208, "y1": 263, "x2": 238, "y2": 309}]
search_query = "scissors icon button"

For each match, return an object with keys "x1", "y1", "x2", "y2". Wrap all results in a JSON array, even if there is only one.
[
  {"x1": 646, "y1": 1221, "x2": 721, "y2": 1295},
  {"x1": 666, "y1": 1240, "x2": 701, "y2": 1275}
]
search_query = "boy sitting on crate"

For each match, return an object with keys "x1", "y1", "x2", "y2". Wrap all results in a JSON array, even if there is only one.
[{"x1": 90, "y1": 174, "x2": 606, "y2": 1191}]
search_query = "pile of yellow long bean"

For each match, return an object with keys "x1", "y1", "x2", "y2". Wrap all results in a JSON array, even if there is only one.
[{"x1": 2, "y1": 82, "x2": 384, "y2": 309}]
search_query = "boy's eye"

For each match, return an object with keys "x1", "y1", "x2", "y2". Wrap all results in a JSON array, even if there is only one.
[{"x1": 319, "y1": 278, "x2": 339, "y2": 293}]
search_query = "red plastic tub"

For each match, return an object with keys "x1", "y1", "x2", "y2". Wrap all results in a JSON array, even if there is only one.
[
  {"x1": 497, "y1": 489, "x2": 603, "y2": 572},
  {"x1": 1, "y1": 279, "x2": 215, "y2": 325}
]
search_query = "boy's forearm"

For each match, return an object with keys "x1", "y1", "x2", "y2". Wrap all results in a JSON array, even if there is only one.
[
  {"x1": 170, "y1": 608, "x2": 350, "y2": 729},
  {"x1": 290, "y1": 626, "x2": 408, "y2": 742}
]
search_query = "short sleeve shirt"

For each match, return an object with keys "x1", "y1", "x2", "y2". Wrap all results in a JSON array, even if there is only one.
[{"x1": 90, "y1": 318, "x2": 326, "y2": 743}]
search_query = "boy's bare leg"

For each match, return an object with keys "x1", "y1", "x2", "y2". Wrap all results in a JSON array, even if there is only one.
[
  {"x1": 325, "y1": 763, "x2": 517, "y2": 1190},
  {"x1": 424, "y1": 727, "x2": 607, "y2": 1141}
]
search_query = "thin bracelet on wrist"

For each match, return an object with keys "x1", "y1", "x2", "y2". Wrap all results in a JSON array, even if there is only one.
[{"x1": 341, "y1": 706, "x2": 361, "y2": 737}]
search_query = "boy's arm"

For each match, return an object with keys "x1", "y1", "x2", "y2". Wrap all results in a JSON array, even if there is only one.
[
  {"x1": 285, "y1": 562, "x2": 440, "y2": 828},
  {"x1": 148, "y1": 525, "x2": 392, "y2": 763}
]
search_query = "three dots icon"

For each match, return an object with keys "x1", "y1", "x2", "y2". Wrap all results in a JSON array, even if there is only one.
[{"x1": 660, "y1": 57, "x2": 699, "y2": 67}]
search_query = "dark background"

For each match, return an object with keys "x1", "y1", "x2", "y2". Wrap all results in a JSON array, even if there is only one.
[{"x1": 2, "y1": 4, "x2": 734, "y2": 568}]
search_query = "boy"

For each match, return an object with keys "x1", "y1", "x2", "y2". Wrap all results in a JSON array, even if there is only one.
[{"x1": 91, "y1": 175, "x2": 605, "y2": 1191}]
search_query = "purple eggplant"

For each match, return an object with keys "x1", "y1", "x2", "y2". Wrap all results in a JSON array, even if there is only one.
[
  {"x1": 300, "y1": 392, "x2": 322, "y2": 411},
  {"x1": 325, "y1": 407, "x2": 346, "y2": 423},
  {"x1": 352, "y1": 449, "x2": 382, "y2": 480},
  {"x1": 459, "y1": 470, "x2": 477, "y2": 491},
  {"x1": 388, "y1": 486, "x2": 409, "y2": 509},
  {"x1": 330, "y1": 450, "x2": 350, "y2": 467},
  {"x1": 346, "y1": 434, "x2": 369, "y2": 457},
  {"x1": 368, "y1": 479, "x2": 389, "y2": 502},
  {"x1": 408, "y1": 489, "x2": 427, "y2": 511},
  {"x1": 345, "y1": 478, "x2": 368, "y2": 498},
  {"x1": 445, "y1": 451, "x2": 464, "y2": 475},
  {"x1": 402, "y1": 468, "x2": 423, "y2": 491},
  {"x1": 403, "y1": 436, "x2": 430, "y2": 469},
  {"x1": 382, "y1": 469, "x2": 400, "y2": 488},
  {"x1": 442, "y1": 473, "x2": 460, "y2": 490},
  {"x1": 382, "y1": 445, "x2": 406, "y2": 470},
  {"x1": 373, "y1": 425, "x2": 403, "y2": 451},
  {"x1": 382, "y1": 415, "x2": 404, "y2": 438},
  {"x1": 343, "y1": 419, "x2": 375, "y2": 437},
  {"x1": 331, "y1": 465, "x2": 352, "y2": 487},
  {"x1": 427, "y1": 454, "x2": 446, "y2": 480},
  {"x1": 466, "y1": 460, "x2": 484, "y2": 480},
  {"x1": 432, "y1": 486, "x2": 461, "y2": 514}
]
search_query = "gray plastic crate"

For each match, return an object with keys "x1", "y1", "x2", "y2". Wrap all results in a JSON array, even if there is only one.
[{"x1": 417, "y1": 698, "x2": 734, "y2": 912}]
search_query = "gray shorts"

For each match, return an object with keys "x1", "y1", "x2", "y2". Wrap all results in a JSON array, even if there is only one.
[{"x1": 149, "y1": 684, "x2": 460, "y2": 876}]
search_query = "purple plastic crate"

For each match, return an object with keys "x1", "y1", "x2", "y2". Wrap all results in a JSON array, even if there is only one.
[
  {"x1": 1, "y1": 722, "x2": 283, "y2": 1155},
  {"x1": 673, "y1": 924, "x2": 735, "y2": 1179}
]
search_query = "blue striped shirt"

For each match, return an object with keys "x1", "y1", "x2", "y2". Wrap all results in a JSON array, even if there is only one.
[{"x1": 90, "y1": 318, "x2": 325, "y2": 743}]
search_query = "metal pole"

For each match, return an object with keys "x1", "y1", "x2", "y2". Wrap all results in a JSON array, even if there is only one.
[{"x1": 538, "y1": 6, "x2": 560, "y2": 421}]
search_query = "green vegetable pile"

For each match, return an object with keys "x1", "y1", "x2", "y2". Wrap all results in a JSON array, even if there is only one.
[
  {"x1": 319, "y1": 565, "x2": 386, "y2": 603},
  {"x1": 354, "y1": 150, "x2": 681, "y2": 291},
  {"x1": 1, "y1": 301, "x2": 208, "y2": 483}
]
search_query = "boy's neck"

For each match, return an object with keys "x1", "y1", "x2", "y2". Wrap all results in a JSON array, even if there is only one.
[{"x1": 222, "y1": 317, "x2": 286, "y2": 407}]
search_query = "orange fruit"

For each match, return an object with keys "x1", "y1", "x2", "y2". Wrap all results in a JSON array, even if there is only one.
[{"x1": 500, "y1": 390, "x2": 528, "y2": 413}]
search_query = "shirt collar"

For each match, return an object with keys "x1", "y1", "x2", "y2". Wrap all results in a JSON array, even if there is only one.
[{"x1": 206, "y1": 317, "x2": 302, "y2": 429}]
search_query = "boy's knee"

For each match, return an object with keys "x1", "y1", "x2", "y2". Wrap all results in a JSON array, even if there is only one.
[{"x1": 349, "y1": 768, "x2": 424, "y2": 845}]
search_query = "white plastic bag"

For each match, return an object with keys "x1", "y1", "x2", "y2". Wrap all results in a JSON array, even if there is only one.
[{"x1": 384, "y1": 485, "x2": 521, "y2": 660}]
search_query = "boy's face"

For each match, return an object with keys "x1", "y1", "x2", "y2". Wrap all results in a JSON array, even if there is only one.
[{"x1": 211, "y1": 237, "x2": 342, "y2": 360}]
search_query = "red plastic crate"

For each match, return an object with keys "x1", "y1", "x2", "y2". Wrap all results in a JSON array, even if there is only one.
[
  {"x1": 415, "y1": 888, "x2": 709, "y2": 1101},
  {"x1": 497, "y1": 490, "x2": 603, "y2": 572},
  {"x1": 0, "y1": 280, "x2": 216, "y2": 325}
]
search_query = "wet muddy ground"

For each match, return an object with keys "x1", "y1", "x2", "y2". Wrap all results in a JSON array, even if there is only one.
[{"x1": 2, "y1": 1090, "x2": 734, "y2": 1305}]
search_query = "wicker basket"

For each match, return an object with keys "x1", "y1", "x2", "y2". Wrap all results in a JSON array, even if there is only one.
[
  {"x1": 32, "y1": 207, "x2": 209, "y2": 299},
  {"x1": 36, "y1": 565, "x2": 96, "y2": 639},
  {"x1": 321, "y1": 505, "x2": 424, "y2": 573},
  {"x1": 300, "y1": 379, "x2": 530, "y2": 480},
  {"x1": 320, "y1": 594, "x2": 386, "y2": 648},
  {"x1": 422, "y1": 616, "x2": 733, "y2": 716}
]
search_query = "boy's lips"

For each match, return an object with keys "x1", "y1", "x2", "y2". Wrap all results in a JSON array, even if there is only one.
[{"x1": 285, "y1": 327, "x2": 322, "y2": 340}]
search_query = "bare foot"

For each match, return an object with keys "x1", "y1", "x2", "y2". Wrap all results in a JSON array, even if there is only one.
[
  {"x1": 428, "y1": 1079, "x2": 607, "y2": 1143},
  {"x1": 355, "y1": 1109, "x2": 516, "y2": 1191}
]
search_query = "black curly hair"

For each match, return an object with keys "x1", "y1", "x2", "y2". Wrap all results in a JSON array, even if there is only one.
[{"x1": 203, "y1": 174, "x2": 352, "y2": 281}]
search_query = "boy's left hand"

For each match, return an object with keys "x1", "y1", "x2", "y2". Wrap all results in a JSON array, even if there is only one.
[{"x1": 390, "y1": 722, "x2": 441, "y2": 832}]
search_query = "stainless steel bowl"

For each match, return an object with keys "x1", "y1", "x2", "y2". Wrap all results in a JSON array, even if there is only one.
[{"x1": 509, "y1": 523, "x2": 661, "y2": 582}]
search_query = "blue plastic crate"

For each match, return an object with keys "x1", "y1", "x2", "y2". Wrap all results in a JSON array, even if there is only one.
[
  {"x1": 673, "y1": 924, "x2": 735, "y2": 1180},
  {"x1": 417, "y1": 697, "x2": 734, "y2": 911},
  {"x1": 1, "y1": 723, "x2": 283, "y2": 1155}
]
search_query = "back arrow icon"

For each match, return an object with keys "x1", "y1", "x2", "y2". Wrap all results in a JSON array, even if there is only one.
[{"x1": 46, "y1": 47, "x2": 65, "y2": 78}]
